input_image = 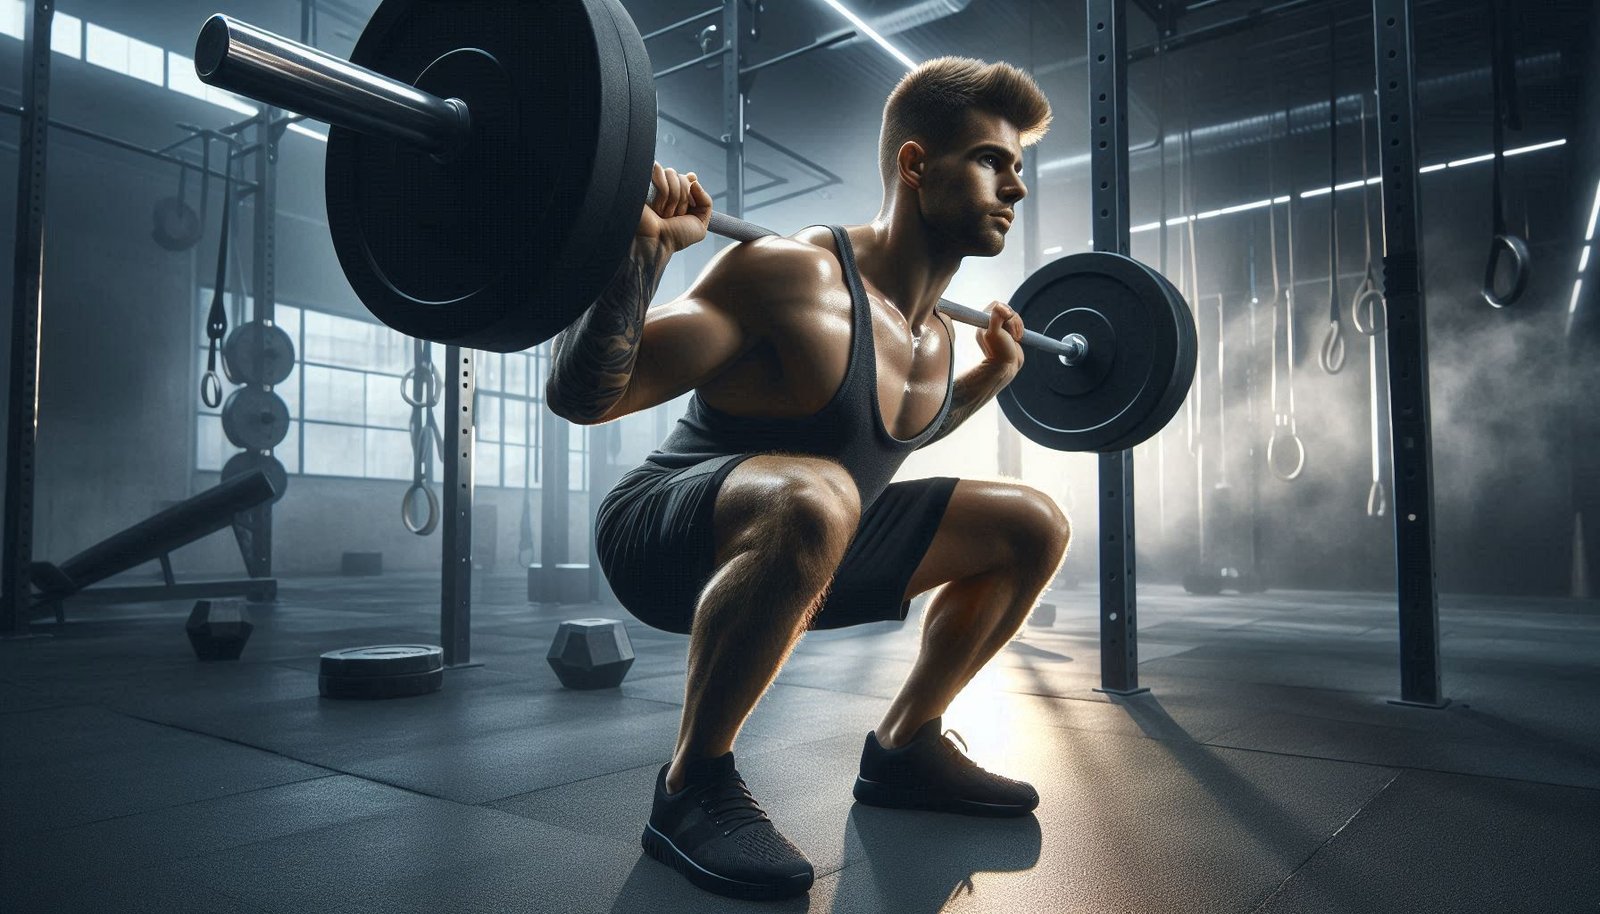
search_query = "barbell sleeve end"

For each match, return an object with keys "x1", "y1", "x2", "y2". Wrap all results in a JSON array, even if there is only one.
[{"x1": 195, "y1": 14, "x2": 472, "y2": 157}]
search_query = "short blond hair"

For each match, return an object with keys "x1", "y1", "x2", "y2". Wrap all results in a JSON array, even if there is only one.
[{"x1": 878, "y1": 56, "x2": 1052, "y2": 190}]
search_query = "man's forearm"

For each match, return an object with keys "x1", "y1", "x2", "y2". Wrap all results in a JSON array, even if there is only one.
[
  {"x1": 545, "y1": 237, "x2": 673, "y2": 423},
  {"x1": 922, "y1": 362, "x2": 1017, "y2": 447}
]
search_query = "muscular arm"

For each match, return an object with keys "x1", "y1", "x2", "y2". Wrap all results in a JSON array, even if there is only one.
[
  {"x1": 920, "y1": 361, "x2": 1017, "y2": 448},
  {"x1": 545, "y1": 236, "x2": 818, "y2": 426},
  {"x1": 545, "y1": 237, "x2": 673, "y2": 424}
]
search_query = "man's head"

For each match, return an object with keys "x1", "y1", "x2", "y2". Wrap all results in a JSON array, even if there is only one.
[{"x1": 877, "y1": 57, "x2": 1052, "y2": 256}]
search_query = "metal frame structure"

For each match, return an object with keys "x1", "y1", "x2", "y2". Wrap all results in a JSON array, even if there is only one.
[
  {"x1": 1088, "y1": 0, "x2": 1148, "y2": 697},
  {"x1": 2, "y1": 0, "x2": 54, "y2": 639},
  {"x1": 230, "y1": 108, "x2": 283, "y2": 582},
  {"x1": 1083, "y1": 0, "x2": 1447, "y2": 707},
  {"x1": 1372, "y1": 0, "x2": 1446, "y2": 709},
  {"x1": 441, "y1": 346, "x2": 478, "y2": 667}
]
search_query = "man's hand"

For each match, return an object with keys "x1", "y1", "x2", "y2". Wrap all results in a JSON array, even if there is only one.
[
  {"x1": 976, "y1": 301, "x2": 1025, "y2": 379},
  {"x1": 637, "y1": 162, "x2": 712, "y2": 253}
]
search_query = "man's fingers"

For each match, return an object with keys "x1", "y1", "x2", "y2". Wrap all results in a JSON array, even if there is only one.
[
  {"x1": 649, "y1": 162, "x2": 666, "y2": 209},
  {"x1": 987, "y1": 302, "x2": 1025, "y2": 342},
  {"x1": 688, "y1": 174, "x2": 712, "y2": 208}
]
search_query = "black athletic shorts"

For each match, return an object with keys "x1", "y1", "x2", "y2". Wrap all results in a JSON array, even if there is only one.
[{"x1": 595, "y1": 453, "x2": 959, "y2": 635}]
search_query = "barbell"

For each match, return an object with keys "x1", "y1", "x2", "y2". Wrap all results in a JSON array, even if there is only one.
[{"x1": 194, "y1": 0, "x2": 1197, "y2": 453}]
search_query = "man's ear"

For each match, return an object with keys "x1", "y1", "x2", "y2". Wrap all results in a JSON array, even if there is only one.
[{"x1": 896, "y1": 140, "x2": 926, "y2": 191}]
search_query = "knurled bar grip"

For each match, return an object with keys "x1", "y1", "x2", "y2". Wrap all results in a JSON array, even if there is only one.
[{"x1": 195, "y1": 13, "x2": 1089, "y2": 366}]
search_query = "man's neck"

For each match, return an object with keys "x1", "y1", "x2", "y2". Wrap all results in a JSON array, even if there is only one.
[{"x1": 850, "y1": 213, "x2": 963, "y2": 333}]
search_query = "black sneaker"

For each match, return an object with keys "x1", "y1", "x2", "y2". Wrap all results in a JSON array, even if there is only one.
[
  {"x1": 853, "y1": 717, "x2": 1039, "y2": 817},
  {"x1": 640, "y1": 752, "x2": 815, "y2": 901}
]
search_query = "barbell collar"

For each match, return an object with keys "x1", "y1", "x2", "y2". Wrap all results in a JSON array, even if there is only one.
[
  {"x1": 1056, "y1": 333, "x2": 1089, "y2": 366},
  {"x1": 196, "y1": 15, "x2": 471, "y2": 157}
]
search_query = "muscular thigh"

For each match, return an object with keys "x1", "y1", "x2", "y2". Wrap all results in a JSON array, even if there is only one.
[
  {"x1": 711, "y1": 454, "x2": 859, "y2": 565},
  {"x1": 901, "y1": 479, "x2": 1070, "y2": 601}
]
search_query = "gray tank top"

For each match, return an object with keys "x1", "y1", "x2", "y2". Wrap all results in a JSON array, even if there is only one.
[{"x1": 644, "y1": 225, "x2": 955, "y2": 510}]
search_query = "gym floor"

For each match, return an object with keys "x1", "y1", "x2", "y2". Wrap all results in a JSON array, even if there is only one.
[{"x1": 3, "y1": 576, "x2": 1596, "y2": 913}]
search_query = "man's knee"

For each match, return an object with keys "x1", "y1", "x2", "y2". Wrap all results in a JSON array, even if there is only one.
[
  {"x1": 716, "y1": 456, "x2": 860, "y2": 565},
  {"x1": 1004, "y1": 487, "x2": 1070, "y2": 573}
]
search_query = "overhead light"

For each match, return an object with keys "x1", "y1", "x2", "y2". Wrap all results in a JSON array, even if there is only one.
[
  {"x1": 1042, "y1": 244, "x2": 1064, "y2": 255},
  {"x1": 1587, "y1": 180, "x2": 1600, "y2": 242},
  {"x1": 1198, "y1": 198, "x2": 1274, "y2": 219},
  {"x1": 1505, "y1": 138, "x2": 1566, "y2": 157},
  {"x1": 1581, "y1": 246, "x2": 1591, "y2": 274},
  {"x1": 819, "y1": 0, "x2": 917, "y2": 69},
  {"x1": 1572, "y1": 280, "x2": 1584, "y2": 316},
  {"x1": 287, "y1": 122, "x2": 328, "y2": 142}
]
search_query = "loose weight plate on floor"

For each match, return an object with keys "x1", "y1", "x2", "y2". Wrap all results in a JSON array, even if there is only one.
[
  {"x1": 319, "y1": 644, "x2": 445, "y2": 699},
  {"x1": 323, "y1": 0, "x2": 657, "y2": 352},
  {"x1": 998, "y1": 252, "x2": 1197, "y2": 453}
]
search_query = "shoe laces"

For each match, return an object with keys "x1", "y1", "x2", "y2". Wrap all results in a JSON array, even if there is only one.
[
  {"x1": 938, "y1": 728, "x2": 980, "y2": 769},
  {"x1": 698, "y1": 776, "x2": 772, "y2": 836}
]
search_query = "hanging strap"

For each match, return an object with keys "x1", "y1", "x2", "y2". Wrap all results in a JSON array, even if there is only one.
[
  {"x1": 200, "y1": 138, "x2": 237, "y2": 409},
  {"x1": 402, "y1": 338, "x2": 443, "y2": 535},
  {"x1": 1351, "y1": 92, "x2": 1387, "y2": 336},
  {"x1": 1319, "y1": 9, "x2": 1346, "y2": 375},
  {"x1": 1268, "y1": 101, "x2": 1305, "y2": 482},
  {"x1": 1481, "y1": 0, "x2": 1530, "y2": 309}
]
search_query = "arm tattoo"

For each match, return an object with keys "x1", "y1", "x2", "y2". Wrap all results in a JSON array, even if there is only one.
[
  {"x1": 921, "y1": 367, "x2": 1012, "y2": 447},
  {"x1": 546, "y1": 238, "x2": 671, "y2": 423}
]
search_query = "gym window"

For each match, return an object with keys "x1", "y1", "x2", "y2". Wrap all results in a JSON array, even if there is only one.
[{"x1": 194, "y1": 291, "x2": 587, "y2": 490}]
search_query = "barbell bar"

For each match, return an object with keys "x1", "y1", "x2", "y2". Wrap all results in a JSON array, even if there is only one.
[
  {"x1": 191, "y1": 0, "x2": 1196, "y2": 453},
  {"x1": 197, "y1": 13, "x2": 1089, "y2": 365}
]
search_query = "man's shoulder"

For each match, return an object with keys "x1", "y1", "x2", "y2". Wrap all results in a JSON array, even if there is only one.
[{"x1": 696, "y1": 232, "x2": 842, "y2": 301}]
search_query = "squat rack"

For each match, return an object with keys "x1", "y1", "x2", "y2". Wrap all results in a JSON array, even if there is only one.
[{"x1": 1088, "y1": 0, "x2": 1445, "y2": 709}]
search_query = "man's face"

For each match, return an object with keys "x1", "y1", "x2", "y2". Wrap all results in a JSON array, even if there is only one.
[{"x1": 911, "y1": 111, "x2": 1029, "y2": 257}]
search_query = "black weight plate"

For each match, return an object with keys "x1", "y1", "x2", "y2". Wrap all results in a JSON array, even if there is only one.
[
  {"x1": 319, "y1": 644, "x2": 445, "y2": 678},
  {"x1": 999, "y1": 252, "x2": 1196, "y2": 452},
  {"x1": 319, "y1": 668, "x2": 444, "y2": 699},
  {"x1": 220, "y1": 388, "x2": 290, "y2": 451},
  {"x1": 325, "y1": 0, "x2": 657, "y2": 353},
  {"x1": 221, "y1": 452, "x2": 288, "y2": 505},
  {"x1": 152, "y1": 196, "x2": 202, "y2": 251},
  {"x1": 1096, "y1": 265, "x2": 1198, "y2": 452},
  {"x1": 222, "y1": 321, "x2": 296, "y2": 386}
]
